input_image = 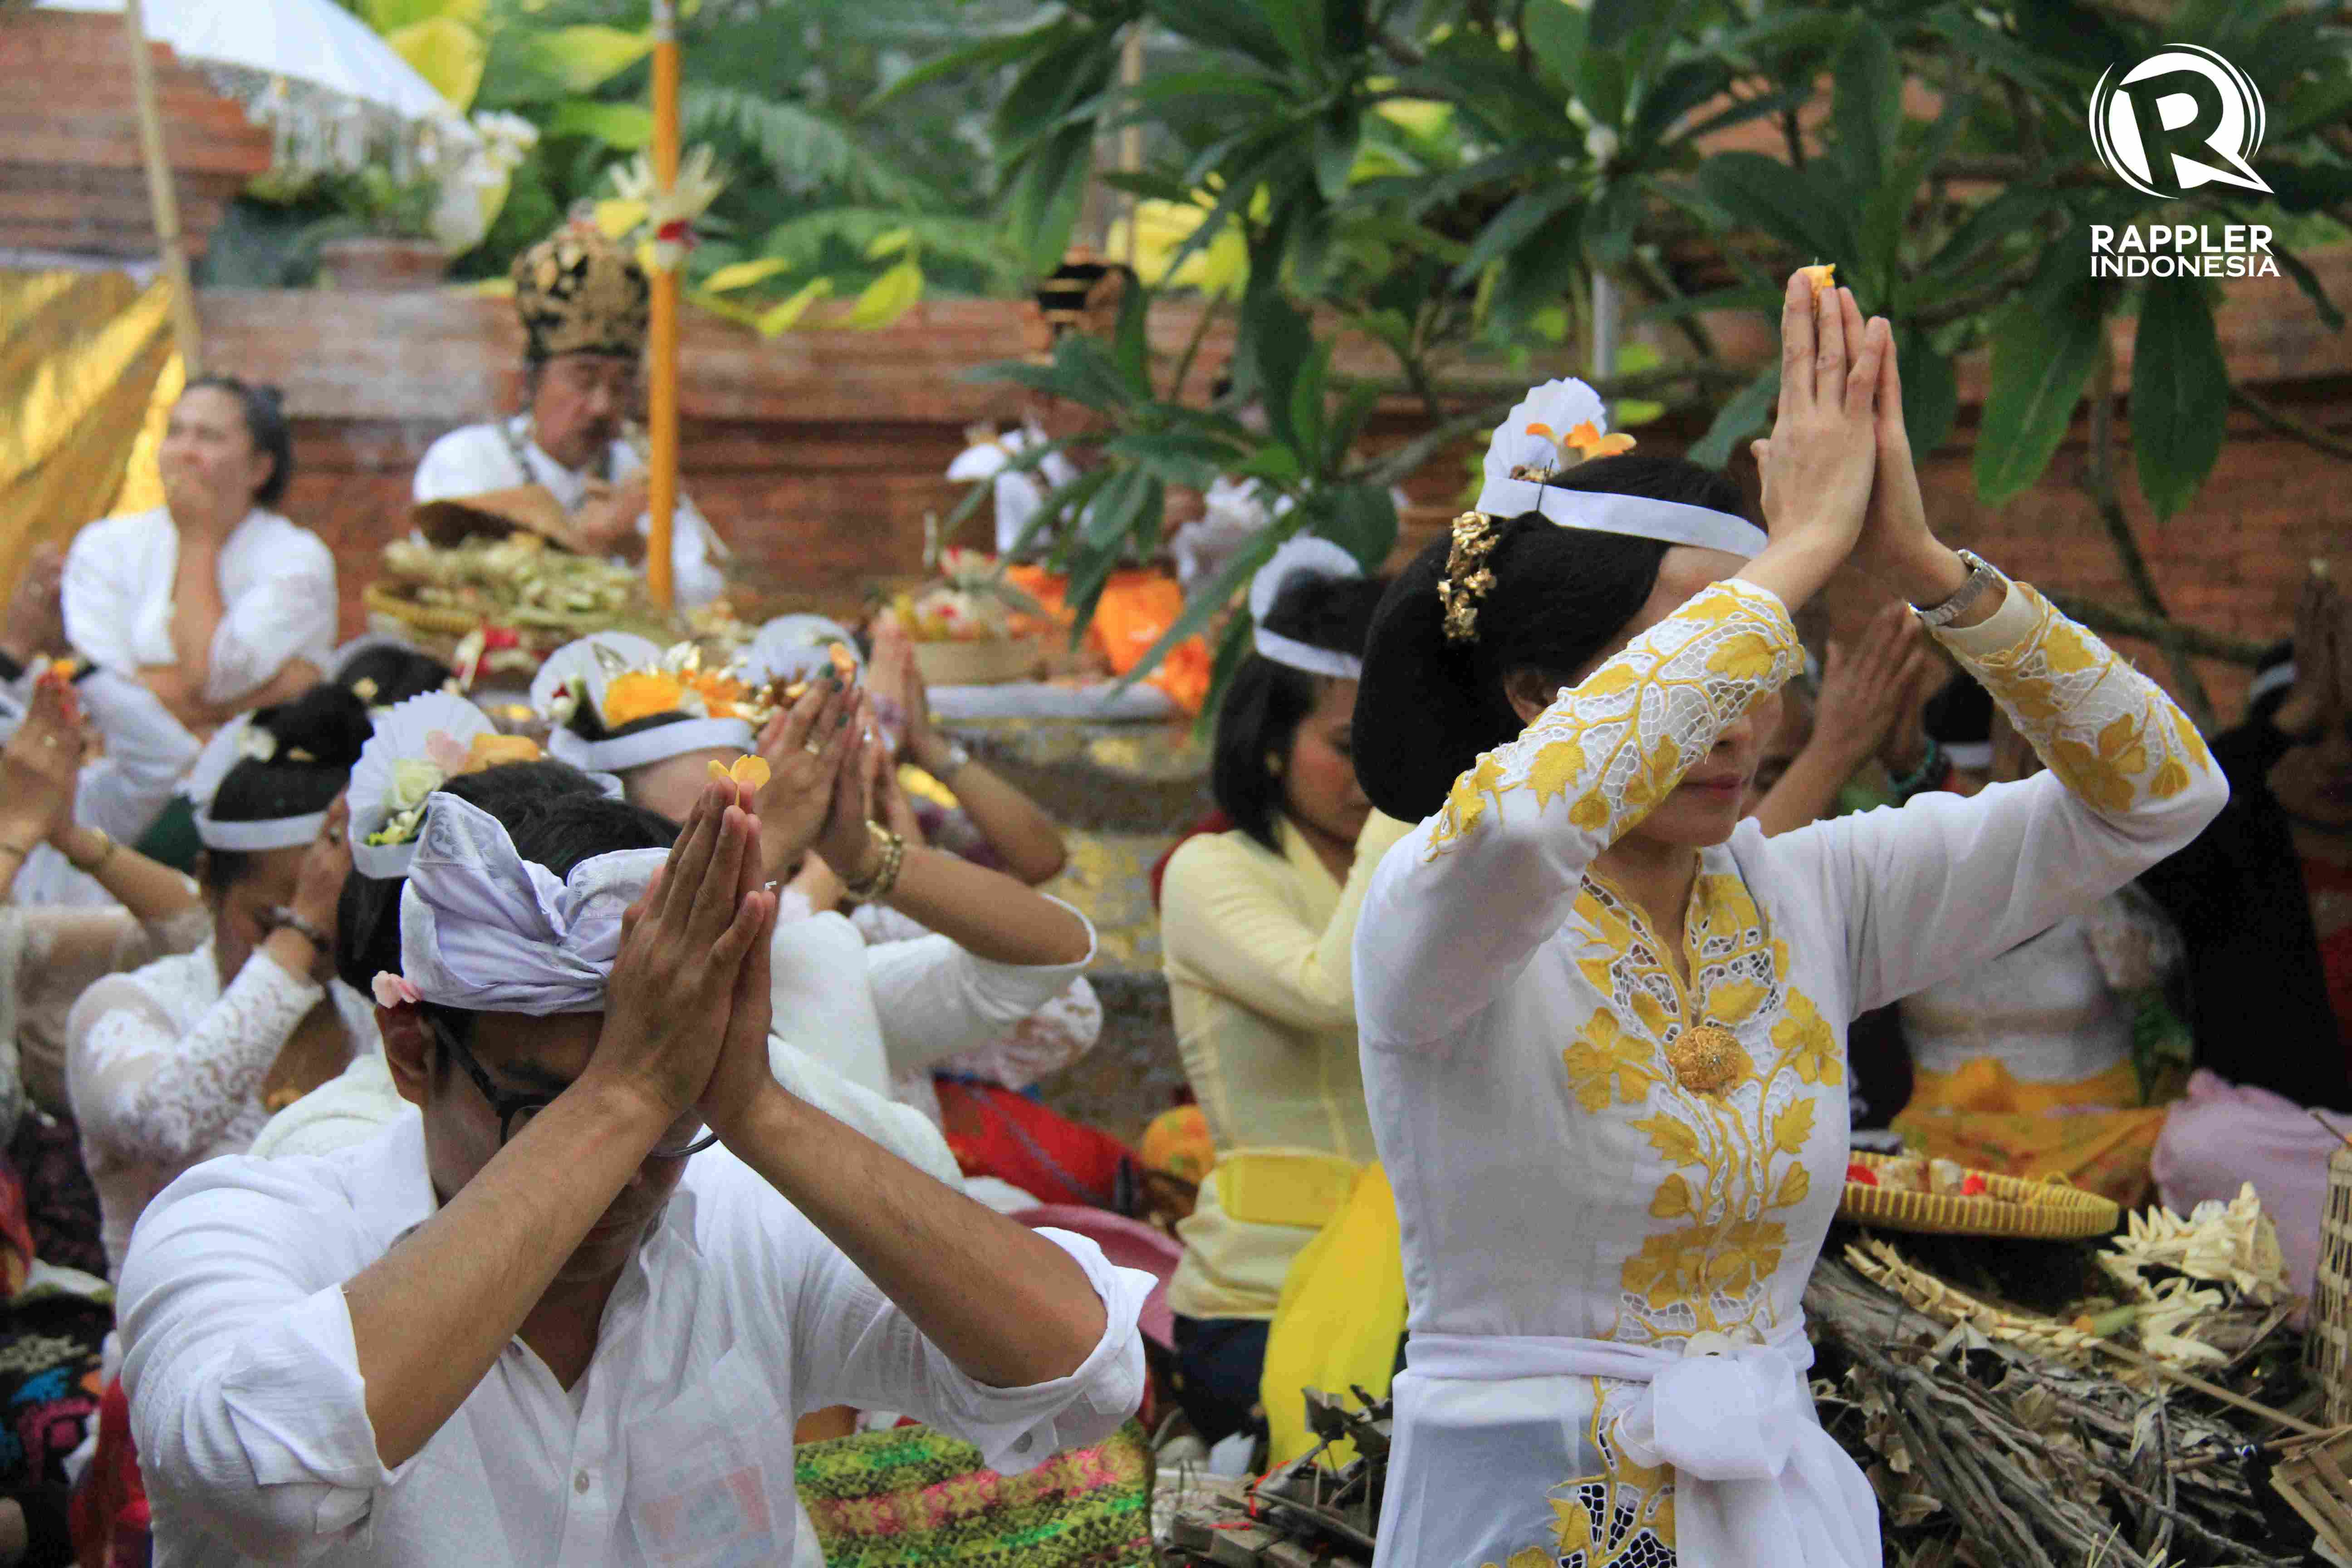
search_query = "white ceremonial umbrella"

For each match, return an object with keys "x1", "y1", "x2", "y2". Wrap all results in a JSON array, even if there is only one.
[
  {"x1": 35, "y1": 0, "x2": 475, "y2": 369},
  {"x1": 37, "y1": 0, "x2": 463, "y2": 131}
]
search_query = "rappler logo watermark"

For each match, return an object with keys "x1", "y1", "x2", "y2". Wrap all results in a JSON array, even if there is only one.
[{"x1": 2087, "y1": 44, "x2": 2278, "y2": 279}]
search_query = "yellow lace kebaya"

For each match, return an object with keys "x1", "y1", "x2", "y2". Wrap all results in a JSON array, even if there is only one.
[{"x1": 1355, "y1": 573, "x2": 2225, "y2": 1568}]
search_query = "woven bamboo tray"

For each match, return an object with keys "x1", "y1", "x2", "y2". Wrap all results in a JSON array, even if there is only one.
[
  {"x1": 2273, "y1": 1425, "x2": 2352, "y2": 1558},
  {"x1": 364, "y1": 581, "x2": 489, "y2": 639},
  {"x1": 1838, "y1": 1150, "x2": 2121, "y2": 1241},
  {"x1": 2307, "y1": 1143, "x2": 2352, "y2": 1426}
]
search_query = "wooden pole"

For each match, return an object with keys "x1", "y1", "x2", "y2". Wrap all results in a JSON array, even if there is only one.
[
  {"x1": 123, "y1": 0, "x2": 202, "y2": 377},
  {"x1": 645, "y1": 0, "x2": 680, "y2": 612}
]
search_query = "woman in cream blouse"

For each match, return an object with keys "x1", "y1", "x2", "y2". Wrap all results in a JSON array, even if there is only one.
[
  {"x1": 1346, "y1": 275, "x2": 2225, "y2": 1568},
  {"x1": 1157, "y1": 539, "x2": 1404, "y2": 1446}
]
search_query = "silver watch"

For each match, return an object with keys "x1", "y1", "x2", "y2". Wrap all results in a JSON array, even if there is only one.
[
  {"x1": 936, "y1": 740, "x2": 972, "y2": 777},
  {"x1": 1911, "y1": 549, "x2": 2004, "y2": 629}
]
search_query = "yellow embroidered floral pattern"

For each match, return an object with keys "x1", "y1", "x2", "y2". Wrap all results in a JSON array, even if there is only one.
[
  {"x1": 1421, "y1": 581, "x2": 1799, "y2": 862},
  {"x1": 1522, "y1": 1386, "x2": 1677, "y2": 1568},
  {"x1": 1965, "y1": 582, "x2": 2215, "y2": 813},
  {"x1": 1563, "y1": 871, "x2": 1841, "y2": 1346}
]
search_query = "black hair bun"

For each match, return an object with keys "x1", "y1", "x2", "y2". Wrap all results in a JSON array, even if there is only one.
[
  {"x1": 1261, "y1": 572, "x2": 1390, "y2": 662},
  {"x1": 251, "y1": 681, "x2": 372, "y2": 769}
]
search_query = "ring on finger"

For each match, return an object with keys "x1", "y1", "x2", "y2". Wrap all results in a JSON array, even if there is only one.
[{"x1": 802, "y1": 740, "x2": 823, "y2": 756}]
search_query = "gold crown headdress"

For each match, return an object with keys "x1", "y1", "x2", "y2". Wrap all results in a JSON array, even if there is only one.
[{"x1": 512, "y1": 205, "x2": 651, "y2": 362}]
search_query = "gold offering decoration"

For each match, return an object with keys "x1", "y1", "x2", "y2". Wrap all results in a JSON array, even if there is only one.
[
  {"x1": 365, "y1": 533, "x2": 674, "y2": 679},
  {"x1": 1840, "y1": 1148, "x2": 2120, "y2": 1241},
  {"x1": 1666, "y1": 1023, "x2": 1749, "y2": 1096}
]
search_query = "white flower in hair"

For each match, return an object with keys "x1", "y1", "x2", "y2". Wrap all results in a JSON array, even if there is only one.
[
  {"x1": 237, "y1": 725, "x2": 278, "y2": 764},
  {"x1": 349, "y1": 691, "x2": 543, "y2": 879},
  {"x1": 1482, "y1": 377, "x2": 1635, "y2": 497}
]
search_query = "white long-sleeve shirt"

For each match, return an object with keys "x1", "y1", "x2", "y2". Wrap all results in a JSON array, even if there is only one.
[
  {"x1": 119, "y1": 1112, "x2": 1152, "y2": 1567},
  {"x1": 65, "y1": 941, "x2": 371, "y2": 1276},
  {"x1": 62, "y1": 507, "x2": 338, "y2": 709},
  {"x1": 769, "y1": 897, "x2": 1098, "y2": 1102},
  {"x1": 413, "y1": 418, "x2": 728, "y2": 609},
  {"x1": 1351, "y1": 576, "x2": 2226, "y2": 1566}
]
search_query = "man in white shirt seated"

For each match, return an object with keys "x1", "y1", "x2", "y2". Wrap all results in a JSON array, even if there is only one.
[
  {"x1": 62, "y1": 377, "x2": 336, "y2": 736},
  {"x1": 118, "y1": 774, "x2": 1151, "y2": 1567},
  {"x1": 411, "y1": 210, "x2": 728, "y2": 608}
]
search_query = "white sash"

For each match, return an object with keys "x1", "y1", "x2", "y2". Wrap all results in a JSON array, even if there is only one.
[{"x1": 1402, "y1": 1322, "x2": 1880, "y2": 1568}]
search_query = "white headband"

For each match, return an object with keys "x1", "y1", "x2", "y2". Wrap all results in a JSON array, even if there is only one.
[
  {"x1": 2247, "y1": 661, "x2": 2296, "y2": 706},
  {"x1": 182, "y1": 714, "x2": 334, "y2": 853},
  {"x1": 1478, "y1": 377, "x2": 1767, "y2": 559},
  {"x1": 1248, "y1": 536, "x2": 1364, "y2": 680},
  {"x1": 1472, "y1": 478, "x2": 1769, "y2": 559},
  {"x1": 397, "y1": 793, "x2": 666, "y2": 1016},
  {"x1": 1944, "y1": 740, "x2": 1993, "y2": 771},
  {"x1": 545, "y1": 717, "x2": 758, "y2": 775}
]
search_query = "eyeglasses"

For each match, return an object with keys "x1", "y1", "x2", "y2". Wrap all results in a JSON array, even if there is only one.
[{"x1": 428, "y1": 1015, "x2": 719, "y2": 1159}]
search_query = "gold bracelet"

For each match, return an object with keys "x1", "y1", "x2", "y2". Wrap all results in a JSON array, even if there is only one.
[
  {"x1": 68, "y1": 827, "x2": 115, "y2": 877},
  {"x1": 840, "y1": 822, "x2": 906, "y2": 905}
]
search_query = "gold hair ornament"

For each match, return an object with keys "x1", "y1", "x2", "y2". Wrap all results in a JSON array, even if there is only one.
[{"x1": 1437, "y1": 511, "x2": 1499, "y2": 644}]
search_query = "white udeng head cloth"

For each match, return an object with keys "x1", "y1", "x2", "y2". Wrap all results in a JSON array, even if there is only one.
[
  {"x1": 1248, "y1": 536, "x2": 1365, "y2": 680},
  {"x1": 530, "y1": 632, "x2": 756, "y2": 774},
  {"x1": 397, "y1": 792, "x2": 665, "y2": 1016},
  {"x1": 1475, "y1": 378, "x2": 1767, "y2": 559},
  {"x1": 182, "y1": 714, "x2": 328, "y2": 853}
]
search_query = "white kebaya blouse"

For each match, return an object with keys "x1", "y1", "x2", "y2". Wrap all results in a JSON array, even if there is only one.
[{"x1": 1352, "y1": 574, "x2": 2224, "y2": 1568}]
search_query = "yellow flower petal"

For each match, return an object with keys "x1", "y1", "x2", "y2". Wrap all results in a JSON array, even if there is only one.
[{"x1": 731, "y1": 754, "x2": 771, "y2": 789}]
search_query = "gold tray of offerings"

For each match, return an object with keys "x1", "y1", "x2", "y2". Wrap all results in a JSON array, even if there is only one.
[
  {"x1": 1839, "y1": 1150, "x2": 2121, "y2": 1241},
  {"x1": 367, "y1": 535, "x2": 675, "y2": 677}
]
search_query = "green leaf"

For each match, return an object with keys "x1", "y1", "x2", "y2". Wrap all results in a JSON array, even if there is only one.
[
  {"x1": 1452, "y1": 187, "x2": 1583, "y2": 286},
  {"x1": 864, "y1": 227, "x2": 916, "y2": 260},
  {"x1": 1112, "y1": 279, "x2": 1152, "y2": 397},
  {"x1": 862, "y1": 19, "x2": 1064, "y2": 114},
  {"x1": 1313, "y1": 108, "x2": 1361, "y2": 205},
  {"x1": 1142, "y1": 0, "x2": 1290, "y2": 71},
  {"x1": 1832, "y1": 19, "x2": 1900, "y2": 191},
  {"x1": 687, "y1": 86, "x2": 937, "y2": 209},
  {"x1": 2254, "y1": 161, "x2": 2352, "y2": 216},
  {"x1": 514, "y1": 26, "x2": 651, "y2": 95},
  {"x1": 700, "y1": 255, "x2": 793, "y2": 294},
  {"x1": 1588, "y1": 179, "x2": 1641, "y2": 269},
  {"x1": 1241, "y1": 283, "x2": 1315, "y2": 449},
  {"x1": 1260, "y1": 0, "x2": 1325, "y2": 73},
  {"x1": 1895, "y1": 324, "x2": 1957, "y2": 463},
  {"x1": 546, "y1": 100, "x2": 653, "y2": 150},
  {"x1": 1488, "y1": 203, "x2": 1587, "y2": 332},
  {"x1": 754, "y1": 278, "x2": 833, "y2": 337},
  {"x1": 1082, "y1": 465, "x2": 1161, "y2": 552},
  {"x1": 1689, "y1": 367, "x2": 1779, "y2": 470},
  {"x1": 1524, "y1": 2, "x2": 1586, "y2": 93},
  {"x1": 1315, "y1": 481, "x2": 1398, "y2": 569},
  {"x1": 841, "y1": 260, "x2": 923, "y2": 330},
  {"x1": 1588, "y1": 0, "x2": 1649, "y2": 52},
  {"x1": 2272, "y1": 245, "x2": 2346, "y2": 332},
  {"x1": 1098, "y1": 170, "x2": 1196, "y2": 204},
  {"x1": 1326, "y1": 381, "x2": 1384, "y2": 472},
  {"x1": 2130, "y1": 279, "x2": 2228, "y2": 520},
  {"x1": 1106, "y1": 431, "x2": 1232, "y2": 490},
  {"x1": 1630, "y1": 62, "x2": 1733, "y2": 157},
  {"x1": 1692, "y1": 153, "x2": 1855, "y2": 265},
  {"x1": 1975, "y1": 280, "x2": 2107, "y2": 506},
  {"x1": 1289, "y1": 341, "x2": 1335, "y2": 468}
]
